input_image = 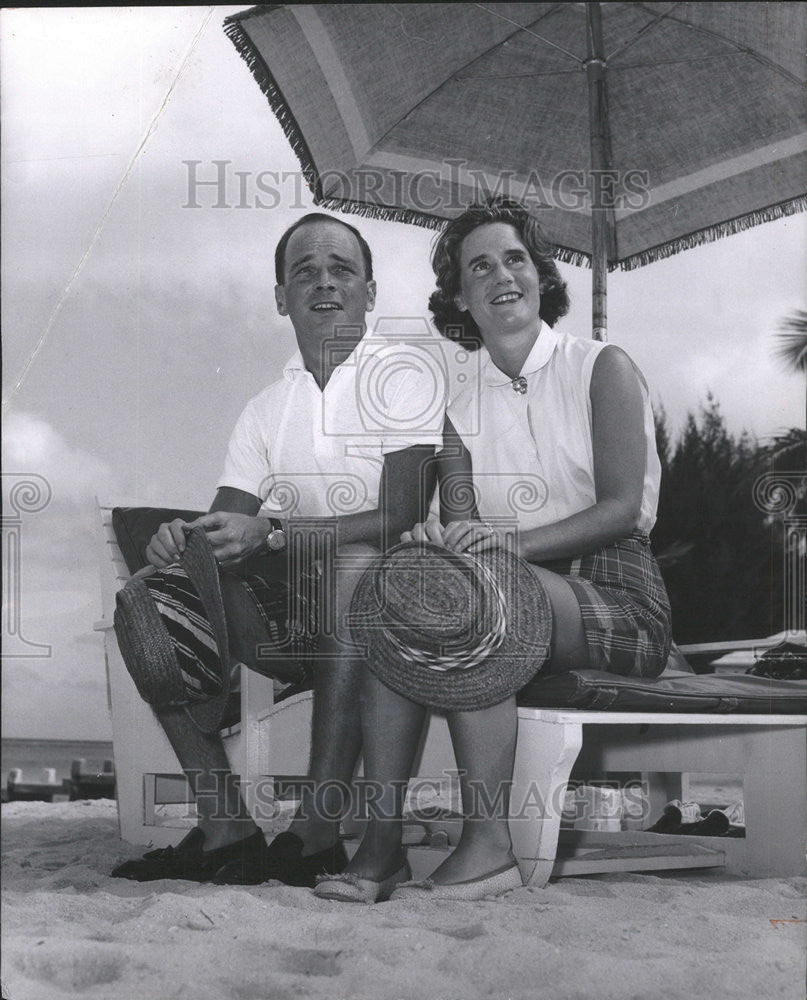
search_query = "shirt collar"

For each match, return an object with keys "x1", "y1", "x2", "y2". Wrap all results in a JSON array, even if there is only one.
[
  {"x1": 282, "y1": 350, "x2": 307, "y2": 382},
  {"x1": 482, "y1": 322, "x2": 559, "y2": 386},
  {"x1": 282, "y1": 331, "x2": 369, "y2": 382}
]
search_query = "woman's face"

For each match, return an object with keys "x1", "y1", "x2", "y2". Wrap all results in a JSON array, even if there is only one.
[{"x1": 455, "y1": 222, "x2": 541, "y2": 340}]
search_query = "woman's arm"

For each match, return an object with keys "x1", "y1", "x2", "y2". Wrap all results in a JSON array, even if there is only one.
[
  {"x1": 445, "y1": 346, "x2": 647, "y2": 560},
  {"x1": 402, "y1": 416, "x2": 478, "y2": 545},
  {"x1": 516, "y1": 345, "x2": 646, "y2": 561},
  {"x1": 177, "y1": 446, "x2": 437, "y2": 566}
]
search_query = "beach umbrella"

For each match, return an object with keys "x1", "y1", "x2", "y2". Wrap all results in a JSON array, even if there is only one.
[{"x1": 224, "y1": 2, "x2": 806, "y2": 340}]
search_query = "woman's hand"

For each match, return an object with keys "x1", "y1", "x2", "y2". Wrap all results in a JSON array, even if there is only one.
[
  {"x1": 442, "y1": 519, "x2": 508, "y2": 555},
  {"x1": 401, "y1": 518, "x2": 510, "y2": 555},
  {"x1": 185, "y1": 511, "x2": 279, "y2": 567},
  {"x1": 400, "y1": 517, "x2": 446, "y2": 546}
]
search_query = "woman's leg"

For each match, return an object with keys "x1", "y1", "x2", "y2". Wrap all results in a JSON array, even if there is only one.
[
  {"x1": 528, "y1": 563, "x2": 590, "y2": 673},
  {"x1": 426, "y1": 695, "x2": 519, "y2": 883},
  {"x1": 424, "y1": 567, "x2": 588, "y2": 884},
  {"x1": 342, "y1": 670, "x2": 427, "y2": 880}
]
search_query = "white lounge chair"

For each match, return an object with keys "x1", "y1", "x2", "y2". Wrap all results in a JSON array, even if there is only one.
[{"x1": 95, "y1": 498, "x2": 807, "y2": 882}]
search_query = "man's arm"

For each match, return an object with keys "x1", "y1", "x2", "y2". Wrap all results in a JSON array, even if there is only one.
[
  {"x1": 437, "y1": 415, "x2": 477, "y2": 525},
  {"x1": 181, "y1": 445, "x2": 436, "y2": 566},
  {"x1": 377, "y1": 443, "x2": 437, "y2": 549},
  {"x1": 143, "y1": 487, "x2": 262, "y2": 568},
  {"x1": 401, "y1": 415, "x2": 480, "y2": 547},
  {"x1": 209, "y1": 487, "x2": 262, "y2": 517}
]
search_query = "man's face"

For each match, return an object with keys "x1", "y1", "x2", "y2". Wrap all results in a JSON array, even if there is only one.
[{"x1": 274, "y1": 221, "x2": 376, "y2": 346}]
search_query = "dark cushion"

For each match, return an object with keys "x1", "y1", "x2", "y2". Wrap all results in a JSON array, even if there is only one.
[
  {"x1": 112, "y1": 507, "x2": 205, "y2": 574},
  {"x1": 112, "y1": 509, "x2": 806, "y2": 715},
  {"x1": 518, "y1": 668, "x2": 807, "y2": 714}
]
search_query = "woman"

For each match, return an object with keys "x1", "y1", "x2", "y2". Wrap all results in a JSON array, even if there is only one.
[{"x1": 314, "y1": 197, "x2": 672, "y2": 902}]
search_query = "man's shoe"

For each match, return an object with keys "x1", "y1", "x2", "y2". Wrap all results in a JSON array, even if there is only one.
[
  {"x1": 212, "y1": 831, "x2": 348, "y2": 887},
  {"x1": 111, "y1": 828, "x2": 268, "y2": 882}
]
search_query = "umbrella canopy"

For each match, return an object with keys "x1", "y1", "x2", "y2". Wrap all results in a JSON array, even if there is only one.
[{"x1": 224, "y1": 2, "x2": 806, "y2": 336}]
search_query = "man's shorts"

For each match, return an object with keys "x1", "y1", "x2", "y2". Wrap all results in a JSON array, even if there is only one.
[{"x1": 142, "y1": 555, "x2": 320, "y2": 724}]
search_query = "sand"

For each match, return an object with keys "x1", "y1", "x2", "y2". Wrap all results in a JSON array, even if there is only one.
[{"x1": 2, "y1": 799, "x2": 805, "y2": 1000}]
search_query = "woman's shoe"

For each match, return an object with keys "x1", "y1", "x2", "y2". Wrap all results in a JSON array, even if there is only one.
[
  {"x1": 390, "y1": 862, "x2": 523, "y2": 902},
  {"x1": 313, "y1": 863, "x2": 411, "y2": 903}
]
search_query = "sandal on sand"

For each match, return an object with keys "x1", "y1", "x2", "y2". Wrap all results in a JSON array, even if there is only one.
[
  {"x1": 390, "y1": 863, "x2": 523, "y2": 902},
  {"x1": 313, "y1": 863, "x2": 411, "y2": 903}
]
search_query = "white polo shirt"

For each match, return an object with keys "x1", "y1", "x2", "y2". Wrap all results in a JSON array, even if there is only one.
[
  {"x1": 447, "y1": 325, "x2": 661, "y2": 533},
  {"x1": 218, "y1": 335, "x2": 445, "y2": 517}
]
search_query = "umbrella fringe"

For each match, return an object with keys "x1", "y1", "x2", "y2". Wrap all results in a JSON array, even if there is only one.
[
  {"x1": 223, "y1": 13, "x2": 320, "y2": 196},
  {"x1": 553, "y1": 247, "x2": 592, "y2": 269},
  {"x1": 618, "y1": 196, "x2": 807, "y2": 271},
  {"x1": 316, "y1": 197, "x2": 447, "y2": 232},
  {"x1": 316, "y1": 196, "x2": 592, "y2": 270}
]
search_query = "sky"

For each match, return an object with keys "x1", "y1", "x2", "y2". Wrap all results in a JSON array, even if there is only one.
[{"x1": 1, "y1": 6, "x2": 805, "y2": 739}]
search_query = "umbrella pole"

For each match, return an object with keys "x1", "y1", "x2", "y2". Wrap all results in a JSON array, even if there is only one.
[{"x1": 585, "y1": 2, "x2": 615, "y2": 342}]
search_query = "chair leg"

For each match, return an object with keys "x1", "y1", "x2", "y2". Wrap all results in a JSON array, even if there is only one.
[
  {"x1": 736, "y1": 726, "x2": 807, "y2": 877},
  {"x1": 510, "y1": 715, "x2": 583, "y2": 887},
  {"x1": 643, "y1": 770, "x2": 685, "y2": 826}
]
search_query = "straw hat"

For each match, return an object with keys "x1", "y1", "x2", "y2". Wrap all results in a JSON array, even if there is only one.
[
  {"x1": 350, "y1": 542, "x2": 551, "y2": 711},
  {"x1": 114, "y1": 527, "x2": 231, "y2": 734}
]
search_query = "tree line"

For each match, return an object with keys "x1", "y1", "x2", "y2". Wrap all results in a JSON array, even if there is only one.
[{"x1": 652, "y1": 397, "x2": 805, "y2": 643}]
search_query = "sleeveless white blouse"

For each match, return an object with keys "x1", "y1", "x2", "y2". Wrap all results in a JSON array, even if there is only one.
[{"x1": 447, "y1": 325, "x2": 661, "y2": 534}]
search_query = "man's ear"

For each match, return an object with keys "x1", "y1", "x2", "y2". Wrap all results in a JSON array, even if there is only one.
[
  {"x1": 275, "y1": 284, "x2": 288, "y2": 316},
  {"x1": 365, "y1": 279, "x2": 377, "y2": 313}
]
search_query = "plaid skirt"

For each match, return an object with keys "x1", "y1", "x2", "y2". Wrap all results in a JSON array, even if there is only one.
[{"x1": 536, "y1": 532, "x2": 672, "y2": 678}]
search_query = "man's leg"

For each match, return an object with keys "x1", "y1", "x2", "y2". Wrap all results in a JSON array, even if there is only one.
[
  {"x1": 156, "y1": 707, "x2": 257, "y2": 851},
  {"x1": 284, "y1": 542, "x2": 378, "y2": 854},
  {"x1": 110, "y1": 703, "x2": 264, "y2": 880}
]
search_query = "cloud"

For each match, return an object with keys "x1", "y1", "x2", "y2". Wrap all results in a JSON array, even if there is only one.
[{"x1": 2, "y1": 411, "x2": 119, "y2": 503}]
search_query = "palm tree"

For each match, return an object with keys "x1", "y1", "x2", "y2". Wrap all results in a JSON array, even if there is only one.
[{"x1": 774, "y1": 310, "x2": 807, "y2": 428}]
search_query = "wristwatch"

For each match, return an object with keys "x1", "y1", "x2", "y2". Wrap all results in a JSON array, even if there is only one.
[{"x1": 265, "y1": 518, "x2": 287, "y2": 553}]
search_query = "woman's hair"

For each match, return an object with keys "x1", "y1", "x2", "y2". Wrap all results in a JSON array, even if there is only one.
[{"x1": 429, "y1": 197, "x2": 570, "y2": 350}]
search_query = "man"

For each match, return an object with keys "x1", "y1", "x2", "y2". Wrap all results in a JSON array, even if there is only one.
[{"x1": 112, "y1": 213, "x2": 442, "y2": 885}]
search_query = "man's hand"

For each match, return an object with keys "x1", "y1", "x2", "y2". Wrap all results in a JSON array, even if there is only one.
[
  {"x1": 145, "y1": 519, "x2": 191, "y2": 569},
  {"x1": 186, "y1": 511, "x2": 277, "y2": 567}
]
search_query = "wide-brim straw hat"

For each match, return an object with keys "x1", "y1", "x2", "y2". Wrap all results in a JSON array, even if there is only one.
[
  {"x1": 350, "y1": 541, "x2": 552, "y2": 711},
  {"x1": 114, "y1": 527, "x2": 231, "y2": 734}
]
